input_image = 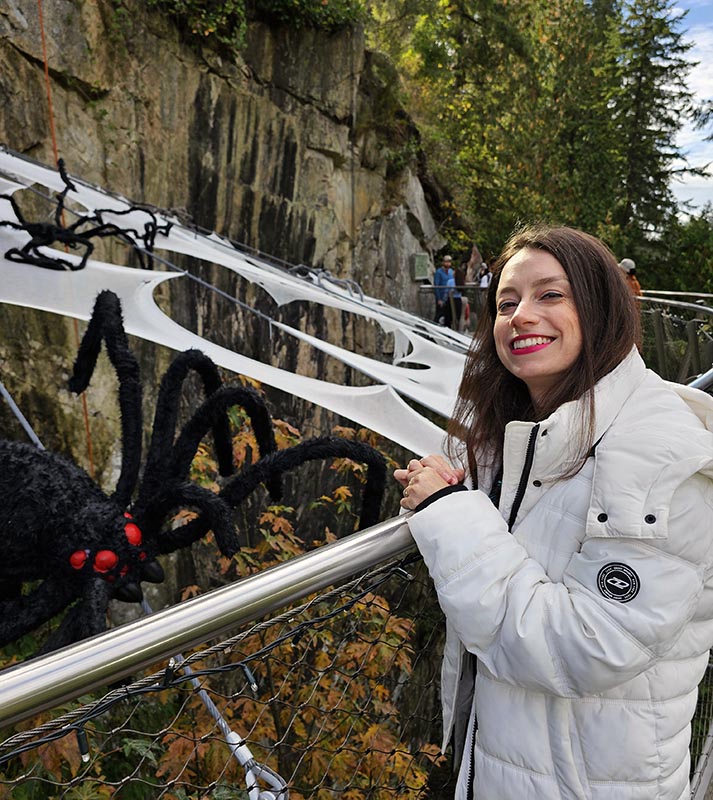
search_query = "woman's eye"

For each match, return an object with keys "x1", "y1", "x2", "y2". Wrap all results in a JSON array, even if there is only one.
[
  {"x1": 497, "y1": 300, "x2": 517, "y2": 313},
  {"x1": 541, "y1": 291, "x2": 563, "y2": 300}
]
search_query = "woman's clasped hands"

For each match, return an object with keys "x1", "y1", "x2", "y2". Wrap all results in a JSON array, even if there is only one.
[{"x1": 394, "y1": 455, "x2": 465, "y2": 511}]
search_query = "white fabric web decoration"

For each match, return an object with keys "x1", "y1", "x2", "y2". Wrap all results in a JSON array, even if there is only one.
[{"x1": 0, "y1": 148, "x2": 468, "y2": 456}]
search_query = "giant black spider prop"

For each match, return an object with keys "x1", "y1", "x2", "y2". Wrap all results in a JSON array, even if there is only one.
[{"x1": 0, "y1": 291, "x2": 386, "y2": 655}]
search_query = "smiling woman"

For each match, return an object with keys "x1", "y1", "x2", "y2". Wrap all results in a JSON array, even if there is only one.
[
  {"x1": 393, "y1": 224, "x2": 713, "y2": 800},
  {"x1": 452, "y1": 226, "x2": 640, "y2": 476},
  {"x1": 492, "y1": 248, "x2": 583, "y2": 410}
]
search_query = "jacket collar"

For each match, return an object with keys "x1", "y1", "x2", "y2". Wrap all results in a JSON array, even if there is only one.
[
  {"x1": 500, "y1": 347, "x2": 713, "y2": 539},
  {"x1": 539, "y1": 347, "x2": 647, "y2": 477},
  {"x1": 499, "y1": 348, "x2": 647, "y2": 520}
]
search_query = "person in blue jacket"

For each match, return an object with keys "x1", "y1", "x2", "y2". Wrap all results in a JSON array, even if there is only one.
[
  {"x1": 434, "y1": 254, "x2": 453, "y2": 324},
  {"x1": 396, "y1": 225, "x2": 713, "y2": 800}
]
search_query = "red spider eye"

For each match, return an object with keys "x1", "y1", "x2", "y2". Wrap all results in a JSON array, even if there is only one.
[
  {"x1": 119, "y1": 566, "x2": 129, "y2": 577},
  {"x1": 69, "y1": 550, "x2": 88, "y2": 570},
  {"x1": 124, "y1": 522, "x2": 142, "y2": 546},
  {"x1": 124, "y1": 511, "x2": 133, "y2": 519},
  {"x1": 93, "y1": 550, "x2": 119, "y2": 573},
  {"x1": 139, "y1": 551, "x2": 147, "y2": 561}
]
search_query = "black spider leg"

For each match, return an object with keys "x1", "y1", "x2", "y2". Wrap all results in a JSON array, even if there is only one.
[
  {"x1": 54, "y1": 158, "x2": 77, "y2": 225},
  {"x1": 37, "y1": 579, "x2": 113, "y2": 656},
  {"x1": 137, "y1": 386, "x2": 282, "y2": 557},
  {"x1": 94, "y1": 205, "x2": 173, "y2": 269},
  {"x1": 218, "y1": 436, "x2": 386, "y2": 531},
  {"x1": 59, "y1": 218, "x2": 136, "y2": 269},
  {"x1": 2, "y1": 160, "x2": 88, "y2": 271},
  {"x1": 0, "y1": 577, "x2": 79, "y2": 649},
  {"x1": 0, "y1": 192, "x2": 86, "y2": 271},
  {"x1": 169, "y1": 385, "x2": 281, "y2": 494},
  {"x1": 68, "y1": 290, "x2": 142, "y2": 507},
  {"x1": 138, "y1": 354, "x2": 281, "y2": 503},
  {"x1": 1, "y1": 160, "x2": 151, "y2": 271},
  {"x1": 142, "y1": 482, "x2": 237, "y2": 557},
  {"x1": 138, "y1": 350, "x2": 234, "y2": 505}
]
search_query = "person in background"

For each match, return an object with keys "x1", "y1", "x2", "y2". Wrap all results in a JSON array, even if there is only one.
[
  {"x1": 395, "y1": 224, "x2": 713, "y2": 799},
  {"x1": 471, "y1": 262, "x2": 491, "y2": 323},
  {"x1": 618, "y1": 257, "x2": 642, "y2": 296},
  {"x1": 465, "y1": 244, "x2": 484, "y2": 284},
  {"x1": 444, "y1": 262, "x2": 466, "y2": 330},
  {"x1": 434, "y1": 254, "x2": 453, "y2": 324},
  {"x1": 478, "y1": 262, "x2": 492, "y2": 290},
  {"x1": 457, "y1": 260, "x2": 471, "y2": 331}
]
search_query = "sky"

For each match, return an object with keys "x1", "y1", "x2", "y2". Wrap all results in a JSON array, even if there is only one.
[{"x1": 672, "y1": 0, "x2": 713, "y2": 210}]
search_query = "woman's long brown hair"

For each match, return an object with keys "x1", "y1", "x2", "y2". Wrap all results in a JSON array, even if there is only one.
[{"x1": 447, "y1": 224, "x2": 641, "y2": 482}]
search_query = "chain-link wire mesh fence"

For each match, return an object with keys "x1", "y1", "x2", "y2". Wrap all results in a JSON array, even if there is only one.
[
  {"x1": 639, "y1": 299, "x2": 713, "y2": 383},
  {"x1": 691, "y1": 659, "x2": 713, "y2": 799},
  {"x1": 4, "y1": 549, "x2": 713, "y2": 799}
]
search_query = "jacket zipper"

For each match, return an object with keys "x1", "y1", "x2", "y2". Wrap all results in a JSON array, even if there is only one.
[
  {"x1": 507, "y1": 423, "x2": 540, "y2": 531},
  {"x1": 466, "y1": 704, "x2": 476, "y2": 800},
  {"x1": 466, "y1": 423, "x2": 540, "y2": 799}
]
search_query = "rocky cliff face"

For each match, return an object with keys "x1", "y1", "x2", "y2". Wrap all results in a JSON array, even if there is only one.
[
  {"x1": 0, "y1": 1, "x2": 446, "y2": 429},
  {"x1": 0, "y1": 0, "x2": 445, "y2": 559},
  {"x1": 0, "y1": 1, "x2": 443, "y2": 300}
]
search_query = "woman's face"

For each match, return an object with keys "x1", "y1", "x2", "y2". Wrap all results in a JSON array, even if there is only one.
[{"x1": 493, "y1": 247, "x2": 583, "y2": 408}]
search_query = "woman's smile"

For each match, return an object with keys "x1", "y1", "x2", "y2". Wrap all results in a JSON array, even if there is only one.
[{"x1": 510, "y1": 335, "x2": 555, "y2": 353}]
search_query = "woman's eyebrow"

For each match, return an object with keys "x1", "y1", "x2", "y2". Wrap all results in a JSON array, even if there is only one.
[{"x1": 532, "y1": 275, "x2": 569, "y2": 287}]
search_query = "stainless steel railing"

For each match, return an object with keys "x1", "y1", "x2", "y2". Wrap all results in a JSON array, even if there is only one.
[{"x1": 691, "y1": 366, "x2": 713, "y2": 392}]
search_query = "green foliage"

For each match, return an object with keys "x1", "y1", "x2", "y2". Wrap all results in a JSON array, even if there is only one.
[
  {"x1": 147, "y1": 0, "x2": 248, "y2": 50},
  {"x1": 365, "y1": 0, "x2": 705, "y2": 270},
  {"x1": 611, "y1": 0, "x2": 700, "y2": 252},
  {"x1": 653, "y1": 205, "x2": 713, "y2": 292},
  {"x1": 250, "y1": 0, "x2": 364, "y2": 31},
  {"x1": 146, "y1": 0, "x2": 364, "y2": 52}
]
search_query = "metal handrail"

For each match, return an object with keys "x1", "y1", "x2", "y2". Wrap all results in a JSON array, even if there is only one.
[
  {"x1": 690, "y1": 366, "x2": 713, "y2": 392},
  {"x1": 643, "y1": 290, "x2": 713, "y2": 300},
  {"x1": 639, "y1": 295, "x2": 713, "y2": 316},
  {"x1": 0, "y1": 514, "x2": 414, "y2": 728}
]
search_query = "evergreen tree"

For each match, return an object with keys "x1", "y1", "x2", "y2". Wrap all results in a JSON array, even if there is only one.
[
  {"x1": 657, "y1": 206, "x2": 713, "y2": 292},
  {"x1": 546, "y1": 0, "x2": 622, "y2": 234},
  {"x1": 599, "y1": 0, "x2": 700, "y2": 257}
]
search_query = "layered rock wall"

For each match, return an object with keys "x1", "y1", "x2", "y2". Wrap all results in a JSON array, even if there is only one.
[
  {"x1": 0, "y1": 0, "x2": 444, "y2": 471},
  {"x1": 0, "y1": 1, "x2": 443, "y2": 297}
]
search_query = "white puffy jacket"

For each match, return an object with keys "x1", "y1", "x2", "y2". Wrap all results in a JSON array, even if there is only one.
[{"x1": 407, "y1": 349, "x2": 713, "y2": 799}]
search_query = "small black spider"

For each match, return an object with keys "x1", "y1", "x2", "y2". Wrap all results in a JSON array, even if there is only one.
[
  {"x1": 0, "y1": 158, "x2": 171, "y2": 271},
  {"x1": 0, "y1": 291, "x2": 385, "y2": 655}
]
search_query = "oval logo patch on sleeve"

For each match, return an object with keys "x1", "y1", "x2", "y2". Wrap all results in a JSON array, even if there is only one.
[{"x1": 597, "y1": 563, "x2": 640, "y2": 603}]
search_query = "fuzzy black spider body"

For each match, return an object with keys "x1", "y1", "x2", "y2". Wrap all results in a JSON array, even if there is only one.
[
  {"x1": 0, "y1": 441, "x2": 165, "y2": 651},
  {"x1": 0, "y1": 290, "x2": 386, "y2": 656}
]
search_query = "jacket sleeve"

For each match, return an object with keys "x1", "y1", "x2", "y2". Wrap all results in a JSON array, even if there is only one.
[{"x1": 407, "y1": 475, "x2": 713, "y2": 697}]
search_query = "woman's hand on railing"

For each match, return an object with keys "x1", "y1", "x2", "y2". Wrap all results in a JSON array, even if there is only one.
[{"x1": 394, "y1": 456, "x2": 465, "y2": 510}]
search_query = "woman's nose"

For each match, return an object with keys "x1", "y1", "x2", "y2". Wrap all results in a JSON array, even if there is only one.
[{"x1": 511, "y1": 298, "x2": 539, "y2": 326}]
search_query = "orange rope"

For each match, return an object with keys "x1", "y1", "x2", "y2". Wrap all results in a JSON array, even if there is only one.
[
  {"x1": 37, "y1": 0, "x2": 96, "y2": 479},
  {"x1": 37, "y1": 0, "x2": 58, "y2": 166}
]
